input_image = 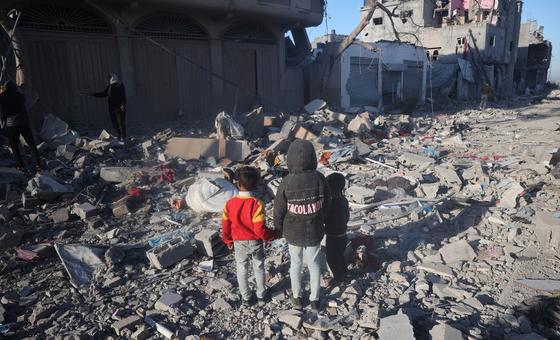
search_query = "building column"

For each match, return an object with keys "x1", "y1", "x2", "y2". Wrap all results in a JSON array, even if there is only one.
[
  {"x1": 210, "y1": 37, "x2": 224, "y2": 93},
  {"x1": 115, "y1": 24, "x2": 135, "y2": 95}
]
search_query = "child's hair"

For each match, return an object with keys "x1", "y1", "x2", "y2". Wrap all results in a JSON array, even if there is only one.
[
  {"x1": 235, "y1": 166, "x2": 261, "y2": 191},
  {"x1": 326, "y1": 173, "x2": 346, "y2": 194}
]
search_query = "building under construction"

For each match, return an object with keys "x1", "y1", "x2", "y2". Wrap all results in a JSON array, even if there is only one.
[{"x1": 0, "y1": 0, "x2": 324, "y2": 129}]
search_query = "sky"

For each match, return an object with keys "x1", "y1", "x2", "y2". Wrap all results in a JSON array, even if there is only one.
[{"x1": 307, "y1": 0, "x2": 559, "y2": 81}]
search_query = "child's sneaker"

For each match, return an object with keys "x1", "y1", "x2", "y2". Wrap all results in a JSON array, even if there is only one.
[
  {"x1": 291, "y1": 297, "x2": 302, "y2": 310},
  {"x1": 310, "y1": 300, "x2": 320, "y2": 312}
]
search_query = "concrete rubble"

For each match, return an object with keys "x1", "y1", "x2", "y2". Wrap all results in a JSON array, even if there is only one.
[{"x1": 0, "y1": 95, "x2": 560, "y2": 339}]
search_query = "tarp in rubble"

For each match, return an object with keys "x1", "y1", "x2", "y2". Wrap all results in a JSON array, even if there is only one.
[
  {"x1": 185, "y1": 178, "x2": 238, "y2": 213},
  {"x1": 54, "y1": 244, "x2": 107, "y2": 288},
  {"x1": 457, "y1": 58, "x2": 475, "y2": 83}
]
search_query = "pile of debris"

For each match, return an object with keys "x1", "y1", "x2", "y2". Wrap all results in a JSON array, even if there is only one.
[{"x1": 0, "y1": 97, "x2": 559, "y2": 339}]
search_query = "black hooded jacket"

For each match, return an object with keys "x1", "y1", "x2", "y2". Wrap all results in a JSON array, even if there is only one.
[
  {"x1": 93, "y1": 82, "x2": 126, "y2": 112},
  {"x1": 0, "y1": 82, "x2": 28, "y2": 127},
  {"x1": 273, "y1": 139, "x2": 330, "y2": 247}
]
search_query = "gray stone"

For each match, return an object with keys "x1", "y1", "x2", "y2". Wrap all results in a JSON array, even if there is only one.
[
  {"x1": 430, "y1": 323, "x2": 464, "y2": 340},
  {"x1": 417, "y1": 263, "x2": 454, "y2": 278},
  {"x1": 439, "y1": 240, "x2": 476, "y2": 264},
  {"x1": 435, "y1": 166, "x2": 462, "y2": 187},
  {"x1": 100, "y1": 167, "x2": 134, "y2": 183},
  {"x1": 500, "y1": 181, "x2": 524, "y2": 209},
  {"x1": 516, "y1": 279, "x2": 560, "y2": 292},
  {"x1": 51, "y1": 208, "x2": 70, "y2": 223},
  {"x1": 132, "y1": 326, "x2": 151, "y2": 340},
  {"x1": 30, "y1": 305, "x2": 56, "y2": 325},
  {"x1": 432, "y1": 284, "x2": 472, "y2": 301},
  {"x1": 278, "y1": 310, "x2": 303, "y2": 330},
  {"x1": 112, "y1": 315, "x2": 142, "y2": 336},
  {"x1": 194, "y1": 229, "x2": 226, "y2": 257},
  {"x1": 155, "y1": 291, "x2": 183, "y2": 312},
  {"x1": 212, "y1": 297, "x2": 232, "y2": 311},
  {"x1": 74, "y1": 202, "x2": 97, "y2": 220},
  {"x1": 421, "y1": 183, "x2": 440, "y2": 199},
  {"x1": 208, "y1": 278, "x2": 233, "y2": 291},
  {"x1": 533, "y1": 211, "x2": 560, "y2": 249},
  {"x1": 346, "y1": 185, "x2": 377, "y2": 204},
  {"x1": 146, "y1": 237, "x2": 193, "y2": 269},
  {"x1": 378, "y1": 314, "x2": 415, "y2": 340},
  {"x1": 399, "y1": 152, "x2": 435, "y2": 167}
]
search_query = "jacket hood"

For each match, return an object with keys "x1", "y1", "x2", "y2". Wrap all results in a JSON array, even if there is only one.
[{"x1": 287, "y1": 139, "x2": 317, "y2": 173}]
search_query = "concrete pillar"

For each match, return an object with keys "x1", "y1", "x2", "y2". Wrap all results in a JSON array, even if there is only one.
[
  {"x1": 210, "y1": 38, "x2": 224, "y2": 93},
  {"x1": 115, "y1": 24, "x2": 135, "y2": 95}
]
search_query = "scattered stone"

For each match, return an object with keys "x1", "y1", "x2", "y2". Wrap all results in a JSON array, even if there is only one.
[
  {"x1": 439, "y1": 240, "x2": 476, "y2": 264},
  {"x1": 278, "y1": 310, "x2": 303, "y2": 330},
  {"x1": 155, "y1": 291, "x2": 183, "y2": 312},
  {"x1": 30, "y1": 305, "x2": 56, "y2": 325},
  {"x1": 194, "y1": 230, "x2": 226, "y2": 257},
  {"x1": 112, "y1": 315, "x2": 142, "y2": 336},
  {"x1": 51, "y1": 208, "x2": 70, "y2": 223},
  {"x1": 146, "y1": 237, "x2": 193, "y2": 269},
  {"x1": 500, "y1": 181, "x2": 524, "y2": 209},
  {"x1": 212, "y1": 298, "x2": 232, "y2": 311},
  {"x1": 378, "y1": 313, "x2": 415, "y2": 340},
  {"x1": 430, "y1": 323, "x2": 464, "y2": 340},
  {"x1": 74, "y1": 202, "x2": 97, "y2": 220},
  {"x1": 432, "y1": 283, "x2": 472, "y2": 300},
  {"x1": 417, "y1": 263, "x2": 454, "y2": 278}
]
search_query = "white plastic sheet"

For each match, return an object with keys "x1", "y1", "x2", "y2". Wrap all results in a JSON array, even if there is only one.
[
  {"x1": 185, "y1": 178, "x2": 238, "y2": 213},
  {"x1": 215, "y1": 111, "x2": 244, "y2": 140}
]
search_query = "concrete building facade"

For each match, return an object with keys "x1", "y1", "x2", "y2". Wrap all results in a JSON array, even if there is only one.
[
  {"x1": 515, "y1": 20, "x2": 552, "y2": 94},
  {"x1": 360, "y1": 0, "x2": 523, "y2": 99},
  {"x1": 0, "y1": 0, "x2": 324, "y2": 130}
]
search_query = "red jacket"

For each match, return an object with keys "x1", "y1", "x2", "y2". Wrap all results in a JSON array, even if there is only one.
[{"x1": 222, "y1": 192, "x2": 276, "y2": 247}]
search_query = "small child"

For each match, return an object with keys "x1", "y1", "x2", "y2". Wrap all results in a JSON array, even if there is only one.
[
  {"x1": 325, "y1": 173, "x2": 349, "y2": 283},
  {"x1": 222, "y1": 166, "x2": 276, "y2": 306}
]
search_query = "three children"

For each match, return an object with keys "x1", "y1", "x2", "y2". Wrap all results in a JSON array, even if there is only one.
[{"x1": 221, "y1": 140, "x2": 350, "y2": 311}]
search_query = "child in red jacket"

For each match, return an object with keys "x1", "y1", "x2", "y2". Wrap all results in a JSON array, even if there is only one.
[{"x1": 222, "y1": 166, "x2": 276, "y2": 306}]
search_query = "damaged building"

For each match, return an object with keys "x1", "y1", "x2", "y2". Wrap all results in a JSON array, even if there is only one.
[
  {"x1": 0, "y1": 0, "x2": 324, "y2": 129},
  {"x1": 311, "y1": 36, "x2": 428, "y2": 111},
  {"x1": 360, "y1": 0, "x2": 524, "y2": 100},
  {"x1": 515, "y1": 20, "x2": 553, "y2": 95}
]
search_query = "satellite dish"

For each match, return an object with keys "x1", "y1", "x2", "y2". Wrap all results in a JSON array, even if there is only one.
[{"x1": 7, "y1": 9, "x2": 20, "y2": 20}]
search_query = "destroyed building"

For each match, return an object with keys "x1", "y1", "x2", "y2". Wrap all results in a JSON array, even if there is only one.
[
  {"x1": 310, "y1": 38, "x2": 428, "y2": 110},
  {"x1": 360, "y1": 0, "x2": 524, "y2": 99},
  {"x1": 515, "y1": 20, "x2": 553, "y2": 95},
  {"x1": 0, "y1": 0, "x2": 324, "y2": 129}
]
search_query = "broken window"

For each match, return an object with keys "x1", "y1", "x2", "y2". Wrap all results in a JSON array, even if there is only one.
[
  {"x1": 432, "y1": 50, "x2": 439, "y2": 61},
  {"x1": 489, "y1": 36, "x2": 496, "y2": 47},
  {"x1": 373, "y1": 17, "x2": 383, "y2": 25}
]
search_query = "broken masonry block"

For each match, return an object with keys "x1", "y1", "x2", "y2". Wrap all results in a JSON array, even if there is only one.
[
  {"x1": 378, "y1": 314, "x2": 415, "y2": 340},
  {"x1": 154, "y1": 291, "x2": 183, "y2": 312},
  {"x1": 100, "y1": 167, "x2": 135, "y2": 183},
  {"x1": 533, "y1": 211, "x2": 560, "y2": 249},
  {"x1": 398, "y1": 152, "x2": 436, "y2": 168},
  {"x1": 146, "y1": 237, "x2": 193, "y2": 270},
  {"x1": 51, "y1": 208, "x2": 70, "y2": 223},
  {"x1": 430, "y1": 324, "x2": 463, "y2": 340},
  {"x1": 74, "y1": 202, "x2": 97, "y2": 221},
  {"x1": 293, "y1": 125, "x2": 318, "y2": 141},
  {"x1": 112, "y1": 196, "x2": 131, "y2": 218},
  {"x1": 304, "y1": 99, "x2": 327, "y2": 114},
  {"x1": 21, "y1": 193, "x2": 40, "y2": 209},
  {"x1": 346, "y1": 186, "x2": 377, "y2": 205},
  {"x1": 194, "y1": 229, "x2": 227, "y2": 257},
  {"x1": 112, "y1": 315, "x2": 143, "y2": 336}
]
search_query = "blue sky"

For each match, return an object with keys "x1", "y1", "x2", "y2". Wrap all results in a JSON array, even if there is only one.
[{"x1": 307, "y1": 0, "x2": 559, "y2": 81}]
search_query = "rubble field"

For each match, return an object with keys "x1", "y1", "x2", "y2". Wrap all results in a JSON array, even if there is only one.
[{"x1": 1, "y1": 92, "x2": 560, "y2": 340}]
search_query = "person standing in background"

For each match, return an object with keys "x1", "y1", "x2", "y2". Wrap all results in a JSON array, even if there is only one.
[
  {"x1": 0, "y1": 81, "x2": 41, "y2": 172},
  {"x1": 91, "y1": 73, "x2": 127, "y2": 141}
]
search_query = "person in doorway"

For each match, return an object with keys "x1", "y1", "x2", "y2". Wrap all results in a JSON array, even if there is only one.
[
  {"x1": 325, "y1": 172, "x2": 350, "y2": 284},
  {"x1": 273, "y1": 139, "x2": 330, "y2": 311},
  {"x1": 222, "y1": 166, "x2": 277, "y2": 306},
  {"x1": 0, "y1": 81, "x2": 41, "y2": 172},
  {"x1": 91, "y1": 73, "x2": 127, "y2": 141},
  {"x1": 480, "y1": 82, "x2": 492, "y2": 110}
]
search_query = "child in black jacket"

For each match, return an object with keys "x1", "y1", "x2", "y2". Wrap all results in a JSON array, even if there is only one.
[{"x1": 325, "y1": 173, "x2": 349, "y2": 282}]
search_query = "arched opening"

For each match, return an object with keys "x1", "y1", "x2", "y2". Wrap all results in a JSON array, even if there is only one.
[
  {"x1": 222, "y1": 21, "x2": 279, "y2": 112},
  {"x1": 136, "y1": 14, "x2": 208, "y2": 40},
  {"x1": 223, "y1": 21, "x2": 276, "y2": 45},
  {"x1": 132, "y1": 14, "x2": 211, "y2": 122},
  {"x1": 20, "y1": 3, "x2": 112, "y2": 34},
  {"x1": 18, "y1": 3, "x2": 118, "y2": 129}
]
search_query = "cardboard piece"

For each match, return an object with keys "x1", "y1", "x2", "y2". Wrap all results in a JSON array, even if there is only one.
[{"x1": 165, "y1": 138, "x2": 250, "y2": 161}]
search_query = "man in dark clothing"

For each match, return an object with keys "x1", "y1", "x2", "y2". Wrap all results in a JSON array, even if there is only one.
[
  {"x1": 325, "y1": 173, "x2": 349, "y2": 283},
  {"x1": 480, "y1": 82, "x2": 492, "y2": 110},
  {"x1": 0, "y1": 81, "x2": 41, "y2": 171},
  {"x1": 273, "y1": 139, "x2": 330, "y2": 311},
  {"x1": 92, "y1": 73, "x2": 127, "y2": 141}
]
